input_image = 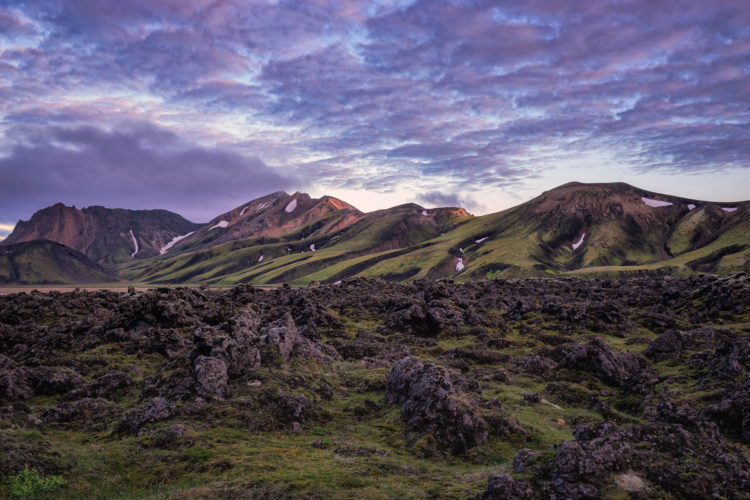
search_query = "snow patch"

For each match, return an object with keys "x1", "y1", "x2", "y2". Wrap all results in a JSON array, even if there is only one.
[
  {"x1": 334, "y1": 280, "x2": 342, "y2": 285},
  {"x1": 459, "y1": 247, "x2": 464, "y2": 254},
  {"x1": 129, "y1": 229, "x2": 139, "y2": 258},
  {"x1": 210, "y1": 220, "x2": 229, "y2": 230},
  {"x1": 456, "y1": 258, "x2": 465, "y2": 272},
  {"x1": 258, "y1": 255, "x2": 264, "y2": 263},
  {"x1": 722, "y1": 207, "x2": 738, "y2": 213},
  {"x1": 285, "y1": 199, "x2": 298, "y2": 212},
  {"x1": 641, "y1": 197, "x2": 673, "y2": 208},
  {"x1": 255, "y1": 201, "x2": 269, "y2": 212},
  {"x1": 572, "y1": 233, "x2": 586, "y2": 251},
  {"x1": 422, "y1": 210, "x2": 428, "y2": 216},
  {"x1": 160, "y1": 231, "x2": 195, "y2": 255},
  {"x1": 240, "y1": 206, "x2": 251, "y2": 216},
  {"x1": 309, "y1": 243, "x2": 316, "y2": 251},
  {"x1": 687, "y1": 204, "x2": 696, "y2": 211},
  {"x1": 475, "y1": 237, "x2": 488, "y2": 244}
]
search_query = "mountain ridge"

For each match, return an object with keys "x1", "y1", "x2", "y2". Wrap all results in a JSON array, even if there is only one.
[{"x1": 3, "y1": 182, "x2": 748, "y2": 285}]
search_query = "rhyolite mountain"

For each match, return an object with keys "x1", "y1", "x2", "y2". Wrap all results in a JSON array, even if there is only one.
[
  {"x1": 121, "y1": 182, "x2": 749, "y2": 285},
  {"x1": 169, "y1": 191, "x2": 363, "y2": 255},
  {"x1": 3, "y1": 182, "x2": 749, "y2": 285},
  {"x1": 0, "y1": 240, "x2": 115, "y2": 284},
  {"x1": 1, "y1": 203, "x2": 202, "y2": 267}
]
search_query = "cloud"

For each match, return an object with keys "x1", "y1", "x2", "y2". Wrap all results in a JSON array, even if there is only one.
[
  {"x1": 0, "y1": 122, "x2": 294, "y2": 222},
  {"x1": 417, "y1": 191, "x2": 479, "y2": 211},
  {"x1": 0, "y1": 0, "x2": 749, "y2": 216}
]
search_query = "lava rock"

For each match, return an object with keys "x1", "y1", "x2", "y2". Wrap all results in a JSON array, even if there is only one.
[
  {"x1": 194, "y1": 355, "x2": 229, "y2": 400},
  {"x1": 386, "y1": 356, "x2": 488, "y2": 454},
  {"x1": 118, "y1": 397, "x2": 175, "y2": 435},
  {"x1": 482, "y1": 473, "x2": 533, "y2": 499},
  {"x1": 556, "y1": 337, "x2": 657, "y2": 393}
]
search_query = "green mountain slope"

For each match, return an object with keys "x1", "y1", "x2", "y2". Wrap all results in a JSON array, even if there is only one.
[
  {"x1": 19, "y1": 182, "x2": 750, "y2": 285},
  {"x1": 120, "y1": 203, "x2": 472, "y2": 284},
  {"x1": 0, "y1": 240, "x2": 116, "y2": 285}
]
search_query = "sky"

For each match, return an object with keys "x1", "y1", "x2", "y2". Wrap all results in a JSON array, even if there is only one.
[{"x1": 1, "y1": 0, "x2": 749, "y2": 239}]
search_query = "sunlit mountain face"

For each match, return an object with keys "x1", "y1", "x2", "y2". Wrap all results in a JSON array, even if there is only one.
[{"x1": 1, "y1": 0, "x2": 749, "y2": 241}]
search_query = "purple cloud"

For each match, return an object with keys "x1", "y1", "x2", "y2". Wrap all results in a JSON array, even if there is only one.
[
  {"x1": 0, "y1": 0, "x2": 748, "y2": 219},
  {"x1": 0, "y1": 121, "x2": 294, "y2": 222}
]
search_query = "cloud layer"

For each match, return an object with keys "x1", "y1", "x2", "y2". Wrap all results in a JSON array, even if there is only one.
[{"x1": 1, "y1": 0, "x2": 749, "y2": 225}]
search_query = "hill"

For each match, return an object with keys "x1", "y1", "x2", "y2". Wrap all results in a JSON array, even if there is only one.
[
  {"x1": 2, "y1": 203, "x2": 202, "y2": 267},
  {"x1": 120, "y1": 182, "x2": 749, "y2": 284},
  {"x1": 0, "y1": 240, "x2": 116, "y2": 284},
  {"x1": 6, "y1": 183, "x2": 748, "y2": 285}
]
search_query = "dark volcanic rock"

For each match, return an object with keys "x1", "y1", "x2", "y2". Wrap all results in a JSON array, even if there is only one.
[
  {"x1": 194, "y1": 355, "x2": 229, "y2": 400},
  {"x1": 0, "y1": 366, "x2": 33, "y2": 402},
  {"x1": 482, "y1": 473, "x2": 533, "y2": 499},
  {"x1": 646, "y1": 327, "x2": 715, "y2": 361},
  {"x1": 556, "y1": 337, "x2": 657, "y2": 393},
  {"x1": 544, "y1": 402, "x2": 750, "y2": 499},
  {"x1": 386, "y1": 356, "x2": 488, "y2": 454},
  {"x1": 42, "y1": 397, "x2": 123, "y2": 431},
  {"x1": 704, "y1": 381, "x2": 750, "y2": 443},
  {"x1": 118, "y1": 397, "x2": 176, "y2": 435}
]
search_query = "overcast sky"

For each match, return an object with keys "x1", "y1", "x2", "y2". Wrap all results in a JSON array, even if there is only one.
[{"x1": 1, "y1": 0, "x2": 749, "y2": 238}]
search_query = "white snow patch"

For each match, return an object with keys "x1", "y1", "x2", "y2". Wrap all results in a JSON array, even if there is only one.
[
  {"x1": 475, "y1": 237, "x2": 488, "y2": 244},
  {"x1": 258, "y1": 255, "x2": 264, "y2": 263},
  {"x1": 722, "y1": 207, "x2": 738, "y2": 213},
  {"x1": 687, "y1": 204, "x2": 696, "y2": 211},
  {"x1": 572, "y1": 233, "x2": 586, "y2": 251},
  {"x1": 160, "y1": 231, "x2": 195, "y2": 255},
  {"x1": 422, "y1": 210, "x2": 428, "y2": 216},
  {"x1": 240, "y1": 206, "x2": 251, "y2": 216},
  {"x1": 459, "y1": 247, "x2": 464, "y2": 254},
  {"x1": 456, "y1": 258, "x2": 465, "y2": 272},
  {"x1": 334, "y1": 280, "x2": 342, "y2": 285},
  {"x1": 129, "y1": 229, "x2": 139, "y2": 258},
  {"x1": 255, "y1": 201, "x2": 269, "y2": 212},
  {"x1": 641, "y1": 197, "x2": 673, "y2": 208},
  {"x1": 310, "y1": 243, "x2": 316, "y2": 251},
  {"x1": 210, "y1": 220, "x2": 229, "y2": 230},
  {"x1": 285, "y1": 199, "x2": 298, "y2": 213}
]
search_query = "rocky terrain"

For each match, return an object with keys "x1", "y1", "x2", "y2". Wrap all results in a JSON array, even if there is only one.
[{"x1": 1, "y1": 274, "x2": 749, "y2": 498}]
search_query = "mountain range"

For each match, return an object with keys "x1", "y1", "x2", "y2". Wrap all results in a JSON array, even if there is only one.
[{"x1": 1, "y1": 182, "x2": 748, "y2": 285}]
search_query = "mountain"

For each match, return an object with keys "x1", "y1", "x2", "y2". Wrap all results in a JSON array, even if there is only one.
[
  {"x1": 120, "y1": 200, "x2": 471, "y2": 284},
  {"x1": 166, "y1": 191, "x2": 363, "y2": 255},
  {"x1": 127, "y1": 182, "x2": 749, "y2": 284},
  {"x1": 344, "y1": 182, "x2": 749, "y2": 280},
  {"x1": 7, "y1": 183, "x2": 749, "y2": 286},
  {"x1": 1, "y1": 203, "x2": 202, "y2": 267},
  {"x1": 0, "y1": 240, "x2": 115, "y2": 284}
]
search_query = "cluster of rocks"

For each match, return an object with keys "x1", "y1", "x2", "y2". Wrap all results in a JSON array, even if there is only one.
[{"x1": 0, "y1": 274, "x2": 748, "y2": 496}]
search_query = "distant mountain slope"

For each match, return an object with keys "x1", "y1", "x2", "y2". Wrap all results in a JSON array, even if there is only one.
[
  {"x1": 0, "y1": 240, "x2": 115, "y2": 285},
  {"x1": 120, "y1": 202, "x2": 472, "y2": 285},
  {"x1": 2, "y1": 203, "x2": 202, "y2": 266},
  {"x1": 10, "y1": 182, "x2": 749, "y2": 286},
  {"x1": 168, "y1": 192, "x2": 363, "y2": 255},
  {"x1": 356, "y1": 182, "x2": 749, "y2": 280}
]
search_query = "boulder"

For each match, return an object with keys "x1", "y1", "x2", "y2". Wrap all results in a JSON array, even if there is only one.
[
  {"x1": 556, "y1": 337, "x2": 657, "y2": 393},
  {"x1": 646, "y1": 327, "x2": 715, "y2": 361},
  {"x1": 386, "y1": 356, "x2": 488, "y2": 454},
  {"x1": 482, "y1": 473, "x2": 533, "y2": 499},
  {"x1": 118, "y1": 397, "x2": 175, "y2": 435},
  {"x1": 194, "y1": 355, "x2": 229, "y2": 400}
]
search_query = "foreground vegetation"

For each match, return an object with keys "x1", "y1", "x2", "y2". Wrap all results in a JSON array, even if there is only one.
[{"x1": 1, "y1": 275, "x2": 749, "y2": 498}]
